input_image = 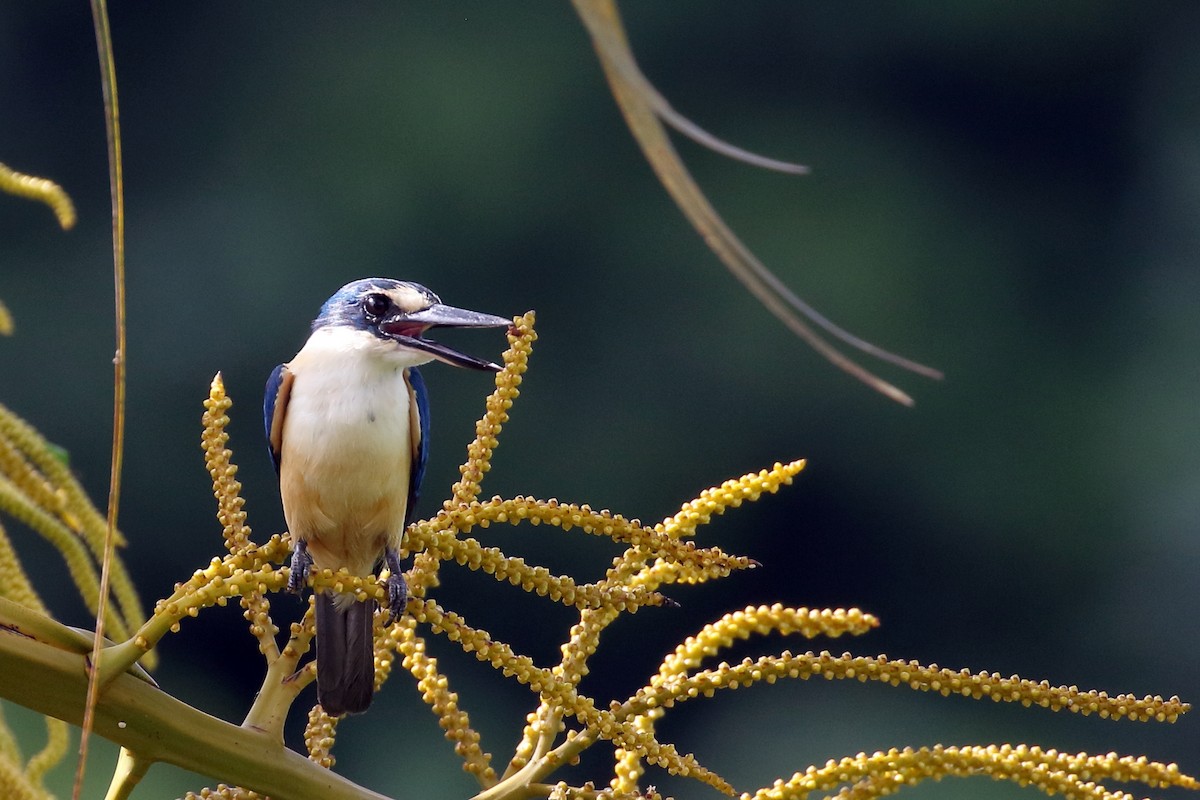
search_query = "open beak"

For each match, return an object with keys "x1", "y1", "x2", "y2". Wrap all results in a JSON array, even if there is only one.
[{"x1": 379, "y1": 304, "x2": 510, "y2": 371}]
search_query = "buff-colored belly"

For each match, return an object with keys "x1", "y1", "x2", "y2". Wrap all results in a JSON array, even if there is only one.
[{"x1": 279, "y1": 360, "x2": 413, "y2": 577}]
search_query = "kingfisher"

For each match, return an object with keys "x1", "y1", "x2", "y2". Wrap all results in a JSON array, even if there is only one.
[{"x1": 264, "y1": 278, "x2": 509, "y2": 716}]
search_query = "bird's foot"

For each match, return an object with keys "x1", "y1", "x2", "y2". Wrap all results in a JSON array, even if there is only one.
[
  {"x1": 287, "y1": 541, "x2": 312, "y2": 594},
  {"x1": 384, "y1": 549, "x2": 408, "y2": 624}
]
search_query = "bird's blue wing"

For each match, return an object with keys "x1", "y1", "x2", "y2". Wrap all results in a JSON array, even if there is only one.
[
  {"x1": 405, "y1": 366, "x2": 430, "y2": 526},
  {"x1": 264, "y1": 363, "x2": 294, "y2": 476}
]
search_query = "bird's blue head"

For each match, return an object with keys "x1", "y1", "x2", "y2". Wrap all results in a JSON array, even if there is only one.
[{"x1": 314, "y1": 278, "x2": 510, "y2": 371}]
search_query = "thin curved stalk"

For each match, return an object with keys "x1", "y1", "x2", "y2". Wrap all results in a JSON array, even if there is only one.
[
  {"x1": 78, "y1": 1, "x2": 128, "y2": 797},
  {"x1": 572, "y1": 0, "x2": 942, "y2": 404}
]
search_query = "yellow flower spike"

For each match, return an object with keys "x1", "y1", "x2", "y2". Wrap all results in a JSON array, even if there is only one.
[
  {"x1": 0, "y1": 436, "x2": 65, "y2": 529},
  {"x1": 659, "y1": 460, "x2": 806, "y2": 539},
  {"x1": 0, "y1": 299, "x2": 11, "y2": 336},
  {"x1": 113, "y1": 560, "x2": 289, "y2": 672},
  {"x1": 0, "y1": 401, "x2": 125, "y2": 553},
  {"x1": 584, "y1": 461, "x2": 807, "y2": 716},
  {"x1": 308, "y1": 569, "x2": 386, "y2": 604},
  {"x1": 655, "y1": 607, "x2": 879, "y2": 686},
  {"x1": 634, "y1": 553, "x2": 757, "y2": 589},
  {"x1": 182, "y1": 785, "x2": 264, "y2": 800},
  {"x1": 0, "y1": 475, "x2": 131, "y2": 642},
  {"x1": 0, "y1": 709, "x2": 18, "y2": 766},
  {"x1": 416, "y1": 599, "x2": 731, "y2": 794},
  {"x1": 384, "y1": 615, "x2": 496, "y2": 786},
  {"x1": 667, "y1": 650, "x2": 1188, "y2": 723},
  {"x1": 22, "y1": 717, "x2": 68, "y2": 793},
  {"x1": 0, "y1": 520, "x2": 46, "y2": 613},
  {"x1": 556, "y1": 543, "x2": 760, "y2": 703},
  {"x1": 0, "y1": 402, "x2": 149, "y2": 664},
  {"x1": 447, "y1": 312, "x2": 536, "y2": 509},
  {"x1": 0, "y1": 751, "x2": 45, "y2": 800},
  {"x1": 303, "y1": 705, "x2": 339, "y2": 769},
  {"x1": 401, "y1": 526, "x2": 669, "y2": 611},
  {"x1": 741, "y1": 743, "x2": 1197, "y2": 800},
  {"x1": 0, "y1": 161, "x2": 76, "y2": 229},
  {"x1": 426, "y1": 497, "x2": 747, "y2": 578},
  {"x1": 201, "y1": 380, "x2": 257, "y2": 551}
]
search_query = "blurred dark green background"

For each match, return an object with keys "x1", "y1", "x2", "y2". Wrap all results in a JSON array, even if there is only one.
[{"x1": 2, "y1": 3, "x2": 1198, "y2": 798}]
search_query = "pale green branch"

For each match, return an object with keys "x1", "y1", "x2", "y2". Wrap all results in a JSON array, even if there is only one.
[{"x1": 0, "y1": 611, "x2": 392, "y2": 800}]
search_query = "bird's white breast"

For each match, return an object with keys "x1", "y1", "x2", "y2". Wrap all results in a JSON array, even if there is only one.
[{"x1": 279, "y1": 327, "x2": 427, "y2": 576}]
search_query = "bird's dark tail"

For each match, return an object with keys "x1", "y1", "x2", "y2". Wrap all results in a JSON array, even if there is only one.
[{"x1": 315, "y1": 592, "x2": 375, "y2": 716}]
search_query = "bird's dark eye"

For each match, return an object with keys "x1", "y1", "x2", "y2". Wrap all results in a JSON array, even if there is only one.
[{"x1": 362, "y1": 293, "x2": 390, "y2": 318}]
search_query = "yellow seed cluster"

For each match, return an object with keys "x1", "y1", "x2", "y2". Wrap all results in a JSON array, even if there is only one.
[
  {"x1": 428, "y1": 497, "x2": 749, "y2": 578},
  {"x1": 0, "y1": 520, "x2": 45, "y2": 613},
  {"x1": 656, "y1": 607, "x2": 879, "y2": 686},
  {"x1": 557, "y1": 606, "x2": 619, "y2": 687},
  {"x1": 0, "y1": 399, "x2": 148, "y2": 663},
  {"x1": 505, "y1": 706, "x2": 563, "y2": 777},
  {"x1": 181, "y1": 785, "x2": 263, "y2": 800},
  {"x1": 659, "y1": 460, "x2": 806, "y2": 538},
  {"x1": 743, "y1": 743, "x2": 1197, "y2": 800},
  {"x1": 145, "y1": 560, "x2": 288, "y2": 649},
  {"x1": 415, "y1": 599, "x2": 729, "y2": 792},
  {"x1": 403, "y1": 525, "x2": 666, "y2": 611},
  {"x1": 303, "y1": 705, "x2": 338, "y2": 770},
  {"x1": 610, "y1": 609, "x2": 876, "y2": 792},
  {"x1": 20, "y1": 717, "x2": 66, "y2": 791},
  {"x1": 0, "y1": 705, "x2": 66, "y2": 800},
  {"x1": 201, "y1": 374, "x2": 281, "y2": 658},
  {"x1": 201, "y1": 374, "x2": 253, "y2": 554},
  {"x1": 0, "y1": 754, "x2": 44, "y2": 800},
  {"x1": 446, "y1": 311, "x2": 536, "y2": 508},
  {"x1": 307, "y1": 568, "x2": 385, "y2": 604},
  {"x1": 387, "y1": 616, "x2": 496, "y2": 784},
  {"x1": 547, "y1": 781, "x2": 647, "y2": 800},
  {"x1": 632, "y1": 554, "x2": 753, "y2": 588},
  {"x1": 0, "y1": 161, "x2": 76, "y2": 229},
  {"x1": 682, "y1": 650, "x2": 1188, "y2": 723}
]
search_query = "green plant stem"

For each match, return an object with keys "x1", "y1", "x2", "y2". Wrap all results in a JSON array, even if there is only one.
[
  {"x1": 0, "y1": 628, "x2": 393, "y2": 800},
  {"x1": 102, "y1": 748, "x2": 150, "y2": 800},
  {"x1": 242, "y1": 645, "x2": 309, "y2": 739}
]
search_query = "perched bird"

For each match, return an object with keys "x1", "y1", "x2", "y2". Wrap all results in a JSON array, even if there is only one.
[{"x1": 264, "y1": 278, "x2": 509, "y2": 715}]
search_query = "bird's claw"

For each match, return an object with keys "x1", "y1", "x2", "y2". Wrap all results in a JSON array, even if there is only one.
[
  {"x1": 384, "y1": 549, "x2": 407, "y2": 624},
  {"x1": 287, "y1": 541, "x2": 312, "y2": 594}
]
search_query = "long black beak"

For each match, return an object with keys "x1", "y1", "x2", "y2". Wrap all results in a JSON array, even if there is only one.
[{"x1": 379, "y1": 304, "x2": 510, "y2": 371}]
